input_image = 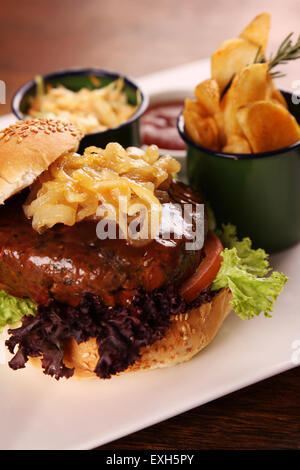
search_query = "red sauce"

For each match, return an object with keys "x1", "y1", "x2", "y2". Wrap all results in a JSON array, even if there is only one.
[{"x1": 140, "y1": 101, "x2": 185, "y2": 151}]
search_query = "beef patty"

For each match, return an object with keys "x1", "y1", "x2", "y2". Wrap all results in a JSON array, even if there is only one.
[{"x1": 0, "y1": 181, "x2": 204, "y2": 306}]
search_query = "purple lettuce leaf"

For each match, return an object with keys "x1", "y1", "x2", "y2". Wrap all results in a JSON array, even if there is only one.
[{"x1": 6, "y1": 286, "x2": 215, "y2": 380}]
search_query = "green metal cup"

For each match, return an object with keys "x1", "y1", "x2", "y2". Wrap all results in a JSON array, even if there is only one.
[
  {"x1": 178, "y1": 91, "x2": 300, "y2": 253},
  {"x1": 11, "y1": 68, "x2": 148, "y2": 154}
]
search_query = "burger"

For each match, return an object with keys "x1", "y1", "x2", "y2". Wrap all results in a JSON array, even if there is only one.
[{"x1": 0, "y1": 118, "x2": 287, "y2": 380}]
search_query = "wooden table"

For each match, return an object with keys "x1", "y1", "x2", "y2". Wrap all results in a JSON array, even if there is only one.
[{"x1": 1, "y1": 0, "x2": 299, "y2": 450}]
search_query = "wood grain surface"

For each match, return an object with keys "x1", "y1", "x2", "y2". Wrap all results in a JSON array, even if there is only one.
[
  {"x1": 0, "y1": 0, "x2": 299, "y2": 450},
  {"x1": 99, "y1": 367, "x2": 300, "y2": 450}
]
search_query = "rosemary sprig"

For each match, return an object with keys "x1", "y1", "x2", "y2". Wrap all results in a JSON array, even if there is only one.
[
  {"x1": 220, "y1": 32, "x2": 300, "y2": 99},
  {"x1": 254, "y1": 32, "x2": 300, "y2": 78},
  {"x1": 253, "y1": 45, "x2": 263, "y2": 65}
]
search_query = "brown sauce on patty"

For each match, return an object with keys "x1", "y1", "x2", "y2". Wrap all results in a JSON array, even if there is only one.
[{"x1": 0, "y1": 181, "x2": 204, "y2": 306}]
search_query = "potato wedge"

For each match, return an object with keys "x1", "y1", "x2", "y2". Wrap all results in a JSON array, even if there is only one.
[
  {"x1": 184, "y1": 98, "x2": 208, "y2": 117},
  {"x1": 239, "y1": 12, "x2": 271, "y2": 53},
  {"x1": 222, "y1": 63, "x2": 270, "y2": 137},
  {"x1": 211, "y1": 38, "x2": 259, "y2": 93},
  {"x1": 220, "y1": 86, "x2": 242, "y2": 137},
  {"x1": 270, "y1": 89, "x2": 288, "y2": 109},
  {"x1": 222, "y1": 134, "x2": 252, "y2": 154},
  {"x1": 236, "y1": 101, "x2": 300, "y2": 152},
  {"x1": 214, "y1": 109, "x2": 226, "y2": 147},
  {"x1": 183, "y1": 109, "x2": 219, "y2": 150},
  {"x1": 194, "y1": 79, "x2": 220, "y2": 115},
  {"x1": 183, "y1": 109, "x2": 202, "y2": 145},
  {"x1": 195, "y1": 116, "x2": 219, "y2": 150},
  {"x1": 231, "y1": 63, "x2": 269, "y2": 108},
  {"x1": 264, "y1": 74, "x2": 288, "y2": 108}
]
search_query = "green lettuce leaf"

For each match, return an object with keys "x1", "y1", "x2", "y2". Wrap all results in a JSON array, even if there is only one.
[
  {"x1": 216, "y1": 223, "x2": 270, "y2": 276},
  {"x1": 0, "y1": 290, "x2": 36, "y2": 331},
  {"x1": 212, "y1": 224, "x2": 288, "y2": 319}
]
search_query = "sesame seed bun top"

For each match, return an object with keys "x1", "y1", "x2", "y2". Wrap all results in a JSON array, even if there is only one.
[{"x1": 0, "y1": 118, "x2": 83, "y2": 204}]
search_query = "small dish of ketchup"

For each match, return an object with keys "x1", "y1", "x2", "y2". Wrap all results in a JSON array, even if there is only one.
[{"x1": 140, "y1": 90, "x2": 192, "y2": 158}]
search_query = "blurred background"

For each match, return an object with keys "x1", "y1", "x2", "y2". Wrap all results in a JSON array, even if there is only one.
[{"x1": 1, "y1": 0, "x2": 299, "y2": 115}]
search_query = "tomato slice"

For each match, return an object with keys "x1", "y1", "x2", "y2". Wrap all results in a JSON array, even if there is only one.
[{"x1": 179, "y1": 231, "x2": 223, "y2": 303}]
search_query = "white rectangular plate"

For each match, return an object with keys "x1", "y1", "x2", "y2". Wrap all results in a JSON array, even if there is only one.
[{"x1": 0, "y1": 59, "x2": 299, "y2": 450}]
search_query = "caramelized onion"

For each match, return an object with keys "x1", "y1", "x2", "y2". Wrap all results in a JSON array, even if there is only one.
[{"x1": 24, "y1": 143, "x2": 181, "y2": 240}]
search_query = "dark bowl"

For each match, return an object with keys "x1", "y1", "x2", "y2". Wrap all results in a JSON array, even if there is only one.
[
  {"x1": 178, "y1": 91, "x2": 300, "y2": 253},
  {"x1": 11, "y1": 68, "x2": 149, "y2": 153}
]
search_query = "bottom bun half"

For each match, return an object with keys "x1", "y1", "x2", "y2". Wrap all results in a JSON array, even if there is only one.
[{"x1": 62, "y1": 287, "x2": 232, "y2": 379}]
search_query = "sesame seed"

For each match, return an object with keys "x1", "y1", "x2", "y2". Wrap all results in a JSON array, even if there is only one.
[{"x1": 0, "y1": 118, "x2": 81, "y2": 144}]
